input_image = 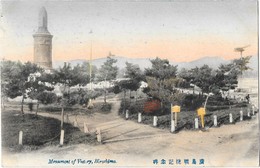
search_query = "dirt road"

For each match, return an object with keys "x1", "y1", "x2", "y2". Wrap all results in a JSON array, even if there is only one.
[{"x1": 2, "y1": 95, "x2": 259, "y2": 167}]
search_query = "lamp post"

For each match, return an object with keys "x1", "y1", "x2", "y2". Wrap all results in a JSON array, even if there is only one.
[
  {"x1": 204, "y1": 92, "x2": 214, "y2": 109},
  {"x1": 204, "y1": 85, "x2": 214, "y2": 109}
]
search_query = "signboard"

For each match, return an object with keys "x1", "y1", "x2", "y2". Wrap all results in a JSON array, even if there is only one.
[
  {"x1": 171, "y1": 105, "x2": 181, "y2": 113},
  {"x1": 197, "y1": 107, "x2": 206, "y2": 116}
]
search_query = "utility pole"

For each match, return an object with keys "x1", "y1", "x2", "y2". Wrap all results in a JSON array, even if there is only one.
[{"x1": 87, "y1": 30, "x2": 94, "y2": 108}]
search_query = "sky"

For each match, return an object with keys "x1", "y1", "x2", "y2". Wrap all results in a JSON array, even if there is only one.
[{"x1": 0, "y1": 0, "x2": 258, "y2": 63}]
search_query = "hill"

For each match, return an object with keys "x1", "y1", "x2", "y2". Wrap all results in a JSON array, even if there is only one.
[{"x1": 53, "y1": 55, "x2": 258, "y2": 77}]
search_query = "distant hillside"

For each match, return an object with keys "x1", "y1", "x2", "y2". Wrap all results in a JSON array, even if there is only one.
[
  {"x1": 53, "y1": 56, "x2": 152, "y2": 70},
  {"x1": 53, "y1": 55, "x2": 258, "y2": 77},
  {"x1": 177, "y1": 56, "x2": 230, "y2": 69}
]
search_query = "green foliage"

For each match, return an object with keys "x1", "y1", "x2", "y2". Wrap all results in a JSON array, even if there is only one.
[
  {"x1": 189, "y1": 65, "x2": 214, "y2": 94},
  {"x1": 4, "y1": 80, "x2": 23, "y2": 99},
  {"x1": 113, "y1": 62, "x2": 143, "y2": 96},
  {"x1": 214, "y1": 63, "x2": 239, "y2": 92},
  {"x1": 52, "y1": 63, "x2": 89, "y2": 87},
  {"x1": 1, "y1": 60, "x2": 46, "y2": 113},
  {"x1": 60, "y1": 88, "x2": 103, "y2": 106},
  {"x1": 125, "y1": 62, "x2": 143, "y2": 80},
  {"x1": 182, "y1": 94, "x2": 205, "y2": 111},
  {"x1": 143, "y1": 57, "x2": 186, "y2": 112},
  {"x1": 100, "y1": 103, "x2": 112, "y2": 112},
  {"x1": 28, "y1": 103, "x2": 34, "y2": 112},
  {"x1": 144, "y1": 57, "x2": 181, "y2": 102},
  {"x1": 1, "y1": 61, "x2": 43, "y2": 99},
  {"x1": 179, "y1": 56, "x2": 252, "y2": 95},
  {"x1": 112, "y1": 85, "x2": 122, "y2": 94},
  {"x1": 52, "y1": 63, "x2": 91, "y2": 107},
  {"x1": 81, "y1": 62, "x2": 98, "y2": 82},
  {"x1": 233, "y1": 56, "x2": 252, "y2": 73},
  {"x1": 97, "y1": 56, "x2": 118, "y2": 81},
  {"x1": 36, "y1": 92, "x2": 57, "y2": 105},
  {"x1": 145, "y1": 77, "x2": 185, "y2": 104},
  {"x1": 96, "y1": 56, "x2": 118, "y2": 103},
  {"x1": 26, "y1": 73, "x2": 55, "y2": 103},
  {"x1": 209, "y1": 56, "x2": 252, "y2": 94},
  {"x1": 145, "y1": 57, "x2": 177, "y2": 80},
  {"x1": 118, "y1": 99, "x2": 144, "y2": 115}
]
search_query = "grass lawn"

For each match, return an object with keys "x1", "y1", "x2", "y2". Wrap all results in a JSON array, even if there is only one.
[{"x1": 1, "y1": 109, "x2": 96, "y2": 153}]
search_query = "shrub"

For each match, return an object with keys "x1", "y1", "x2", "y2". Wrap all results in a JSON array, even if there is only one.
[
  {"x1": 28, "y1": 103, "x2": 34, "y2": 112},
  {"x1": 101, "y1": 103, "x2": 111, "y2": 112},
  {"x1": 182, "y1": 94, "x2": 204, "y2": 111},
  {"x1": 37, "y1": 92, "x2": 57, "y2": 105}
]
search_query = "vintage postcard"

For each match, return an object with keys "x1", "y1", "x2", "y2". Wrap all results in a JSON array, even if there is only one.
[{"x1": 0, "y1": 0, "x2": 259, "y2": 167}]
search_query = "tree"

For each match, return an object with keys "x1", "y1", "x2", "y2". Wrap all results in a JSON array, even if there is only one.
[
  {"x1": 145, "y1": 57, "x2": 178, "y2": 96},
  {"x1": 97, "y1": 56, "x2": 118, "y2": 104},
  {"x1": 52, "y1": 62, "x2": 90, "y2": 129},
  {"x1": 215, "y1": 63, "x2": 238, "y2": 92},
  {"x1": 146, "y1": 57, "x2": 177, "y2": 80},
  {"x1": 144, "y1": 76, "x2": 185, "y2": 105},
  {"x1": 180, "y1": 65, "x2": 215, "y2": 96},
  {"x1": 124, "y1": 62, "x2": 143, "y2": 100},
  {"x1": 1, "y1": 60, "x2": 20, "y2": 109},
  {"x1": 26, "y1": 72, "x2": 56, "y2": 116},
  {"x1": 113, "y1": 62, "x2": 144, "y2": 111},
  {"x1": 192, "y1": 65, "x2": 215, "y2": 95},
  {"x1": 213, "y1": 56, "x2": 251, "y2": 94},
  {"x1": 144, "y1": 57, "x2": 183, "y2": 110},
  {"x1": 1, "y1": 61, "x2": 44, "y2": 115},
  {"x1": 81, "y1": 61, "x2": 98, "y2": 83},
  {"x1": 124, "y1": 62, "x2": 143, "y2": 80},
  {"x1": 36, "y1": 92, "x2": 57, "y2": 105},
  {"x1": 234, "y1": 56, "x2": 252, "y2": 74}
]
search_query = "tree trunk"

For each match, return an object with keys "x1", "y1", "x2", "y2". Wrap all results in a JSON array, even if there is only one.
[
  {"x1": 61, "y1": 106, "x2": 64, "y2": 129},
  {"x1": 161, "y1": 101, "x2": 163, "y2": 111},
  {"x1": 1, "y1": 96, "x2": 5, "y2": 110},
  {"x1": 2, "y1": 99, "x2": 5, "y2": 110},
  {"x1": 135, "y1": 91, "x2": 137, "y2": 104},
  {"x1": 36, "y1": 101, "x2": 39, "y2": 117},
  {"x1": 123, "y1": 90, "x2": 126, "y2": 113},
  {"x1": 129, "y1": 90, "x2": 131, "y2": 105},
  {"x1": 104, "y1": 77, "x2": 107, "y2": 104},
  {"x1": 104, "y1": 89, "x2": 107, "y2": 104},
  {"x1": 158, "y1": 79, "x2": 161, "y2": 96},
  {"x1": 21, "y1": 95, "x2": 25, "y2": 115}
]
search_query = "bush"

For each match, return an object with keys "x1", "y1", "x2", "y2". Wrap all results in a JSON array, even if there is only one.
[
  {"x1": 37, "y1": 92, "x2": 57, "y2": 105},
  {"x1": 182, "y1": 94, "x2": 204, "y2": 111},
  {"x1": 39, "y1": 105, "x2": 61, "y2": 112},
  {"x1": 101, "y1": 103, "x2": 112, "y2": 112},
  {"x1": 28, "y1": 103, "x2": 34, "y2": 112}
]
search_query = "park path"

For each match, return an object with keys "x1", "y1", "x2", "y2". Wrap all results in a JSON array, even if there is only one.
[
  {"x1": 36, "y1": 95, "x2": 169, "y2": 143},
  {"x1": 3, "y1": 112, "x2": 258, "y2": 167},
  {"x1": 2, "y1": 94, "x2": 259, "y2": 167}
]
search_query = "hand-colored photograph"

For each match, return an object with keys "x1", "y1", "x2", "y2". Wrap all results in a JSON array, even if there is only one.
[{"x1": 1, "y1": 0, "x2": 259, "y2": 167}]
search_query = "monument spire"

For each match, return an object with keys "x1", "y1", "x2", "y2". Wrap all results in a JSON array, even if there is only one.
[
  {"x1": 33, "y1": 6, "x2": 53, "y2": 69},
  {"x1": 37, "y1": 7, "x2": 49, "y2": 34}
]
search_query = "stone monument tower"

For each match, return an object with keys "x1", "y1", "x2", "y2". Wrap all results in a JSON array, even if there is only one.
[{"x1": 33, "y1": 7, "x2": 53, "y2": 69}]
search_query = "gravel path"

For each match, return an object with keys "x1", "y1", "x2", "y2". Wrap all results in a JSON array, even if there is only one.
[{"x1": 2, "y1": 94, "x2": 259, "y2": 167}]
